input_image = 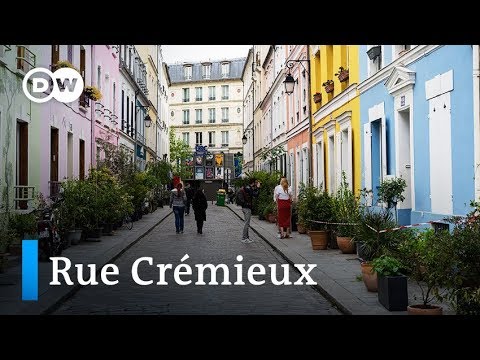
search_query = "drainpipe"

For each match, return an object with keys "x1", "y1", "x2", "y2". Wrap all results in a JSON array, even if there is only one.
[
  {"x1": 271, "y1": 45, "x2": 275, "y2": 172},
  {"x1": 473, "y1": 45, "x2": 480, "y2": 200},
  {"x1": 90, "y1": 45, "x2": 95, "y2": 167},
  {"x1": 306, "y1": 45, "x2": 313, "y2": 186}
]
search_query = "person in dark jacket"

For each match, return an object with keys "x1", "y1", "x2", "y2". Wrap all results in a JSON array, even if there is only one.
[
  {"x1": 192, "y1": 188, "x2": 208, "y2": 234},
  {"x1": 185, "y1": 183, "x2": 195, "y2": 216}
]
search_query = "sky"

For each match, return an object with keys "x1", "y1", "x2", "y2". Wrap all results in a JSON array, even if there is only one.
[{"x1": 162, "y1": 45, "x2": 251, "y2": 64}]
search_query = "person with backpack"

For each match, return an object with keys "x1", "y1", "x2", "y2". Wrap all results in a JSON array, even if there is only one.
[{"x1": 237, "y1": 178, "x2": 261, "y2": 243}]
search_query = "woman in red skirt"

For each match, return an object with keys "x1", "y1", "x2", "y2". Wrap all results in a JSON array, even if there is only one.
[{"x1": 275, "y1": 178, "x2": 292, "y2": 238}]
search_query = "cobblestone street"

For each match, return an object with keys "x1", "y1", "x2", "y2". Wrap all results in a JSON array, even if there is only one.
[{"x1": 54, "y1": 205, "x2": 340, "y2": 315}]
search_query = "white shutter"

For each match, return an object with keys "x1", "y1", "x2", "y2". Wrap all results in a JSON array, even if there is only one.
[
  {"x1": 381, "y1": 115, "x2": 387, "y2": 181},
  {"x1": 336, "y1": 132, "x2": 342, "y2": 191},
  {"x1": 363, "y1": 123, "x2": 372, "y2": 206},
  {"x1": 347, "y1": 125, "x2": 353, "y2": 191}
]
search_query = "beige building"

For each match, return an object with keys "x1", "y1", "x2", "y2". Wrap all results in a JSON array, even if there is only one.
[{"x1": 167, "y1": 58, "x2": 246, "y2": 170}]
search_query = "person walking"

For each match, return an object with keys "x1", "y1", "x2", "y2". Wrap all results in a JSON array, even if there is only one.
[
  {"x1": 237, "y1": 178, "x2": 261, "y2": 243},
  {"x1": 192, "y1": 188, "x2": 208, "y2": 234},
  {"x1": 170, "y1": 183, "x2": 187, "y2": 234},
  {"x1": 275, "y1": 178, "x2": 293, "y2": 238},
  {"x1": 185, "y1": 183, "x2": 195, "y2": 216}
]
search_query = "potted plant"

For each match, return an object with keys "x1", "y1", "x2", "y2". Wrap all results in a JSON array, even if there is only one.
[
  {"x1": 52, "y1": 60, "x2": 79, "y2": 72},
  {"x1": 367, "y1": 45, "x2": 381, "y2": 60},
  {"x1": 377, "y1": 176, "x2": 407, "y2": 224},
  {"x1": 372, "y1": 255, "x2": 408, "y2": 311},
  {"x1": 84, "y1": 85, "x2": 102, "y2": 101},
  {"x1": 335, "y1": 66, "x2": 349, "y2": 82},
  {"x1": 396, "y1": 229, "x2": 446, "y2": 314},
  {"x1": 322, "y1": 80, "x2": 334, "y2": 94},
  {"x1": 332, "y1": 172, "x2": 359, "y2": 254},
  {"x1": 8, "y1": 212, "x2": 37, "y2": 255},
  {"x1": 313, "y1": 92, "x2": 322, "y2": 103}
]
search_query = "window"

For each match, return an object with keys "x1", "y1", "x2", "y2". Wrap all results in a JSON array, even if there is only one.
[
  {"x1": 209, "y1": 86, "x2": 216, "y2": 100},
  {"x1": 195, "y1": 87, "x2": 202, "y2": 101},
  {"x1": 97, "y1": 65, "x2": 101, "y2": 91},
  {"x1": 316, "y1": 140, "x2": 324, "y2": 190},
  {"x1": 195, "y1": 132, "x2": 203, "y2": 145},
  {"x1": 208, "y1": 108, "x2": 216, "y2": 123},
  {"x1": 113, "y1": 82, "x2": 116, "y2": 115},
  {"x1": 195, "y1": 109, "x2": 202, "y2": 124},
  {"x1": 328, "y1": 134, "x2": 335, "y2": 194},
  {"x1": 221, "y1": 62, "x2": 230, "y2": 78},
  {"x1": 184, "y1": 65, "x2": 192, "y2": 80},
  {"x1": 393, "y1": 45, "x2": 412, "y2": 60},
  {"x1": 183, "y1": 110, "x2": 190, "y2": 124},
  {"x1": 221, "y1": 85, "x2": 229, "y2": 100},
  {"x1": 202, "y1": 64, "x2": 211, "y2": 79},
  {"x1": 221, "y1": 107, "x2": 229, "y2": 122},
  {"x1": 130, "y1": 100, "x2": 134, "y2": 136},
  {"x1": 221, "y1": 131, "x2": 229, "y2": 147},
  {"x1": 367, "y1": 45, "x2": 382, "y2": 76},
  {"x1": 182, "y1": 88, "x2": 190, "y2": 102},
  {"x1": 67, "y1": 45, "x2": 73, "y2": 63},
  {"x1": 182, "y1": 132, "x2": 190, "y2": 145},
  {"x1": 126, "y1": 96, "x2": 130, "y2": 133},
  {"x1": 208, "y1": 131, "x2": 215, "y2": 147},
  {"x1": 121, "y1": 90, "x2": 125, "y2": 131}
]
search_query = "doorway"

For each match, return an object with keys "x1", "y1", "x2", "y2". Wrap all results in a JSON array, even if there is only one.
[
  {"x1": 16, "y1": 121, "x2": 28, "y2": 209},
  {"x1": 397, "y1": 108, "x2": 412, "y2": 209},
  {"x1": 50, "y1": 128, "x2": 59, "y2": 198}
]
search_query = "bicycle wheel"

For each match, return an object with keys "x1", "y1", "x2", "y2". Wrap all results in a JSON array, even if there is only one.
[{"x1": 125, "y1": 216, "x2": 133, "y2": 230}]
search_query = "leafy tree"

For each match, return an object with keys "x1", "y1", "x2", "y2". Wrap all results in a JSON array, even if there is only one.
[{"x1": 169, "y1": 129, "x2": 192, "y2": 179}]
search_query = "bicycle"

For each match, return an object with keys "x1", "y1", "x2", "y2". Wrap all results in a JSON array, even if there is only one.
[{"x1": 121, "y1": 214, "x2": 133, "y2": 230}]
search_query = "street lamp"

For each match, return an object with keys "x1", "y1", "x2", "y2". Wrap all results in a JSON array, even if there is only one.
[
  {"x1": 242, "y1": 134, "x2": 247, "y2": 145},
  {"x1": 144, "y1": 114, "x2": 152, "y2": 127},
  {"x1": 283, "y1": 73, "x2": 296, "y2": 95}
]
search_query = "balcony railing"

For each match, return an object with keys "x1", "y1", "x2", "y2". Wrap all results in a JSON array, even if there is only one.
[
  {"x1": 221, "y1": 143, "x2": 229, "y2": 147},
  {"x1": 16, "y1": 45, "x2": 36, "y2": 74},
  {"x1": 209, "y1": 119, "x2": 216, "y2": 124},
  {"x1": 221, "y1": 96, "x2": 229, "y2": 100},
  {"x1": 49, "y1": 181, "x2": 62, "y2": 201},
  {"x1": 195, "y1": 120, "x2": 202, "y2": 124},
  {"x1": 209, "y1": 143, "x2": 215, "y2": 147},
  {"x1": 209, "y1": 96, "x2": 216, "y2": 101},
  {"x1": 195, "y1": 97, "x2": 202, "y2": 101},
  {"x1": 14, "y1": 185, "x2": 35, "y2": 210},
  {"x1": 137, "y1": 132, "x2": 145, "y2": 145},
  {"x1": 221, "y1": 119, "x2": 229, "y2": 123},
  {"x1": 183, "y1": 98, "x2": 190, "y2": 102}
]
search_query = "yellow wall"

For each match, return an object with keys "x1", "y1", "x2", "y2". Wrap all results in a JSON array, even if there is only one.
[{"x1": 310, "y1": 45, "x2": 361, "y2": 194}]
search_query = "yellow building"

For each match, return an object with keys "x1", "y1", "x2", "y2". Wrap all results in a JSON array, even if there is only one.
[{"x1": 310, "y1": 45, "x2": 360, "y2": 194}]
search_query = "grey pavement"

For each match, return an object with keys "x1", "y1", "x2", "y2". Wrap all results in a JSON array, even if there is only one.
[
  {"x1": 53, "y1": 204, "x2": 340, "y2": 315},
  {"x1": 227, "y1": 204, "x2": 454, "y2": 315},
  {"x1": 0, "y1": 206, "x2": 172, "y2": 315}
]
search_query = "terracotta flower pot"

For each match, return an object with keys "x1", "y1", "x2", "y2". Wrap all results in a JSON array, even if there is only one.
[
  {"x1": 308, "y1": 230, "x2": 329, "y2": 250},
  {"x1": 361, "y1": 262, "x2": 378, "y2": 292},
  {"x1": 297, "y1": 223, "x2": 307, "y2": 234},
  {"x1": 336, "y1": 236, "x2": 355, "y2": 254},
  {"x1": 407, "y1": 304, "x2": 443, "y2": 315}
]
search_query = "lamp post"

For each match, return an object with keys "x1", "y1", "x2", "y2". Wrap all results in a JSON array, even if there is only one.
[{"x1": 283, "y1": 51, "x2": 313, "y2": 186}]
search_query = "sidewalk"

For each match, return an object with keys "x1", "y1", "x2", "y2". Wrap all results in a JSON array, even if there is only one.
[
  {"x1": 0, "y1": 207, "x2": 172, "y2": 315},
  {"x1": 227, "y1": 204, "x2": 453, "y2": 315}
]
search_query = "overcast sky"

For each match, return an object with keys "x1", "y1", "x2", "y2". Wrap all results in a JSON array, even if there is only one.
[{"x1": 162, "y1": 45, "x2": 251, "y2": 64}]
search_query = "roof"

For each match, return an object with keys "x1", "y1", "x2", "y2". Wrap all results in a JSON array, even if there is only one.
[{"x1": 167, "y1": 57, "x2": 247, "y2": 84}]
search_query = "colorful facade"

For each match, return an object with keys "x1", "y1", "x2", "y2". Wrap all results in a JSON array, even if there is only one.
[
  {"x1": 358, "y1": 45, "x2": 475, "y2": 225},
  {"x1": 310, "y1": 45, "x2": 361, "y2": 195}
]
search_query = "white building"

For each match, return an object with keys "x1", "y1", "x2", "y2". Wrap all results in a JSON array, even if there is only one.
[
  {"x1": 157, "y1": 47, "x2": 170, "y2": 161},
  {"x1": 167, "y1": 57, "x2": 246, "y2": 159}
]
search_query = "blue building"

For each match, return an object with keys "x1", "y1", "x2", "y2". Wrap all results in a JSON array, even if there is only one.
[{"x1": 358, "y1": 45, "x2": 476, "y2": 225}]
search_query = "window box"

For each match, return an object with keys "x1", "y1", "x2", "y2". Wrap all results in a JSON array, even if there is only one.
[
  {"x1": 313, "y1": 92, "x2": 322, "y2": 103},
  {"x1": 367, "y1": 45, "x2": 381, "y2": 60},
  {"x1": 335, "y1": 67, "x2": 349, "y2": 82},
  {"x1": 209, "y1": 143, "x2": 215, "y2": 147},
  {"x1": 322, "y1": 80, "x2": 334, "y2": 94}
]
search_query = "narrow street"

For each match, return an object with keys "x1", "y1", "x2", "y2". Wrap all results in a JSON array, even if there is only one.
[{"x1": 54, "y1": 205, "x2": 340, "y2": 315}]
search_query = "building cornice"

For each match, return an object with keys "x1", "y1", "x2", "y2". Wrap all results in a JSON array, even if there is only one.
[
  {"x1": 357, "y1": 45, "x2": 441, "y2": 94},
  {"x1": 171, "y1": 123, "x2": 243, "y2": 130},
  {"x1": 286, "y1": 119, "x2": 309, "y2": 140},
  {"x1": 313, "y1": 84, "x2": 357, "y2": 122}
]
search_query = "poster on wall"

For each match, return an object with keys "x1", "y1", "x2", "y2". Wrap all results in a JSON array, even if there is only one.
[
  {"x1": 205, "y1": 153, "x2": 214, "y2": 167},
  {"x1": 215, "y1": 167, "x2": 224, "y2": 180},
  {"x1": 185, "y1": 156, "x2": 194, "y2": 167},
  {"x1": 195, "y1": 155, "x2": 204, "y2": 166},
  {"x1": 195, "y1": 167, "x2": 204, "y2": 180},
  {"x1": 215, "y1": 154, "x2": 224, "y2": 167},
  {"x1": 205, "y1": 167, "x2": 214, "y2": 179}
]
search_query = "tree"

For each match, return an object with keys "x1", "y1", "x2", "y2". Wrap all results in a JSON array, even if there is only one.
[{"x1": 169, "y1": 129, "x2": 192, "y2": 179}]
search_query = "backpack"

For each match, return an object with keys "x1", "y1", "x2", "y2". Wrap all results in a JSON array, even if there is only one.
[{"x1": 236, "y1": 188, "x2": 246, "y2": 207}]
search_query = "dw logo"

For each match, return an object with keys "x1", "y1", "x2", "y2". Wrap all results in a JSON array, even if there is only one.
[{"x1": 22, "y1": 67, "x2": 84, "y2": 104}]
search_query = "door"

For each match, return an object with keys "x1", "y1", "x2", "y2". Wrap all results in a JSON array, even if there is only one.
[
  {"x1": 397, "y1": 108, "x2": 412, "y2": 209},
  {"x1": 79, "y1": 139, "x2": 85, "y2": 180},
  {"x1": 17, "y1": 122, "x2": 28, "y2": 209},
  {"x1": 52, "y1": 45, "x2": 59, "y2": 67},
  {"x1": 80, "y1": 47, "x2": 86, "y2": 80},
  {"x1": 429, "y1": 93, "x2": 452, "y2": 215},
  {"x1": 67, "y1": 133, "x2": 73, "y2": 179},
  {"x1": 50, "y1": 128, "x2": 59, "y2": 197}
]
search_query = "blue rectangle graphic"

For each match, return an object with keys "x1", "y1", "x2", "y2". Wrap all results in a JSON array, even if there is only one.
[{"x1": 22, "y1": 240, "x2": 38, "y2": 301}]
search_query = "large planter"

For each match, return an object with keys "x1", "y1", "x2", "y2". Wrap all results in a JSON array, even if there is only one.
[
  {"x1": 337, "y1": 236, "x2": 355, "y2": 254},
  {"x1": 297, "y1": 223, "x2": 307, "y2": 234},
  {"x1": 407, "y1": 304, "x2": 443, "y2": 315},
  {"x1": 267, "y1": 214, "x2": 276, "y2": 223},
  {"x1": 87, "y1": 227, "x2": 102, "y2": 239},
  {"x1": 308, "y1": 230, "x2": 329, "y2": 250},
  {"x1": 361, "y1": 262, "x2": 378, "y2": 292},
  {"x1": 102, "y1": 223, "x2": 114, "y2": 236},
  {"x1": 68, "y1": 230, "x2": 82, "y2": 245},
  {"x1": 378, "y1": 274, "x2": 408, "y2": 311}
]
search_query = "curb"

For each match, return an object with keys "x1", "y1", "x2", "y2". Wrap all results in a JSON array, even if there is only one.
[
  {"x1": 227, "y1": 205, "x2": 351, "y2": 315},
  {"x1": 41, "y1": 210, "x2": 172, "y2": 315}
]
